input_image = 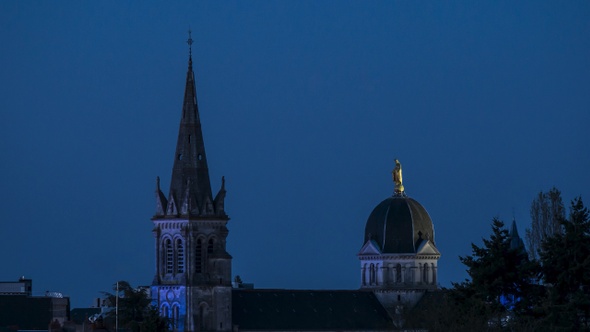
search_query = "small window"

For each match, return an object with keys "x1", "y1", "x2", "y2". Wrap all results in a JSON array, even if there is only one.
[
  {"x1": 196, "y1": 239, "x2": 203, "y2": 273},
  {"x1": 161, "y1": 304, "x2": 169, "y2": 317},
  {"x1": 207, "y1": 238, "x2": 214, "y2": 254},
  {"x1": 176, "y1": 239, "x2": 184, "y2": 274},
  {"x1": 178, "y1": 154, "x2": 183, "y2": 161},
  {"x1": 173, "y1": 305, "x2": 180, "y2": 325},
  {"x1": 165, "y1": 239, "x2": 173, "y2": 274}
]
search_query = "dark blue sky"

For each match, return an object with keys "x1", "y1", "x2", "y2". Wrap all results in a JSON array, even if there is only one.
[{"x1": 1, "y1": 1, "x2": 589, "y2": 308}]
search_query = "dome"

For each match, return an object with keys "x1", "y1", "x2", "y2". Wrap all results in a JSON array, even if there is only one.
[{"x1": 364, "y1": 196, "x2": 435, "y2": 254}]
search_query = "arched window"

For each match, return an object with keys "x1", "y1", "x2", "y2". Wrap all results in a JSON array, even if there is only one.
[
  {"x1": 423, "y1": 264, "x2": 429, "y2": 284},
  {"x1": 370, "y1": 263, "x2": 375, "y2": 285},
  {"x1": 362, "y1": 264, "x2": 367, "y2": 286},
  {"x1": 207, "y1": 238, "x2": 215, "y2": 254},
  {"x1": 387, "y1": 264, "x2": 393, "y2": 284},
  {"x1": 195, "y1": 239, "x2": 203, "y2": 273},
  {"x1": 199, "y1": 305, "x2": 206, "y2": 331},
  {"x1": 396, "y1": 264, "x2": 402, "y2": 283},
  {"x1": 161, "y1": 304, "x2": 170, "y2": 318},
  {"x1": 165, "y1": 239, "x2": 173, "y2": 274},
  {"x1": 172, "y1": 305, "x2": 180, "y2": 327},
  {"x1": 176, "y1": 239, "x2": 184, "y2": 273}
]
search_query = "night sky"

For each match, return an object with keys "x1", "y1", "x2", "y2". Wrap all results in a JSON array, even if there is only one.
[{"x1": 1, "y1": 1, "x2": 589, "y2": 308}]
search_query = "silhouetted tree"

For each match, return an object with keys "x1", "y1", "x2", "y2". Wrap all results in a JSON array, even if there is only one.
[
  {"x1": 526, "y1": 187, "x2": 565, "y2": 260},
  {"x1": 538, "y1": 197, "x2": 590, "y2": 330},
  {"x1": 103, "y1": 281, "x2": 169, "y2": 332},
  {"x1": 401, "y1": 286, "x2": 491, "y2": 332},
  {"x1": 427, "y1": 192, "x2": 588, "y2": 330},
  {"x1": 457, "y1": 218, "x2": 541, "y2": 329},
  {"x1": 141, "y1": 305, "x2": 171, "y2": 332}
]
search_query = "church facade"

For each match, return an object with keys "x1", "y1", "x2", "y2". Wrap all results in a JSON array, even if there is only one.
[{"x1": 151, "y1": 39, "x2": 440, "y2": 332}]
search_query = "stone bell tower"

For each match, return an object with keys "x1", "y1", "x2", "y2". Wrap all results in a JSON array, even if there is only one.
[{"x1": 151, "y1": 32, "x2": 232, "y2": 332}]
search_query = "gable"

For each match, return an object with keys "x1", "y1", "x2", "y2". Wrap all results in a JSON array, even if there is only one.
[
  {"x1": 416, "y1": 240, "x2": 440, "y2": 255},
  {"x1": 358, "y1": 239, "x2": 382, "y2": 255}
]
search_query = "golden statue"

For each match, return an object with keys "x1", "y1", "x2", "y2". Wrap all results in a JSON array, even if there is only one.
[{"x1": 392, "y1": 159, "x2": 404, "y2": 194}]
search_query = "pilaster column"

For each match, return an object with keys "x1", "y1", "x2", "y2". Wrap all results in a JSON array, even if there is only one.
[
  {"x1": 432, "y1": 263, "x2": 437, "y2": 285},
  {"x1": 401, "y1": 265, "x2": 406, "y2": 283},
  {"x1": 361, "y1": 264, "x2": 366, "y2": 286}
]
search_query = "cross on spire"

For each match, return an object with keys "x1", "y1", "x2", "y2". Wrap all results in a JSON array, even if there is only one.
[{"x1": 187, "y1": 28, "x2": 193, "y2": 57}]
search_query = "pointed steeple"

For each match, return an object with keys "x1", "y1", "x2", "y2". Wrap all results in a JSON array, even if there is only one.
[
  {"x1": 168, "y1": 30, "x2": 213, "y2": 215},
  {"x1": 509, "y1": 219, "x2": 525, "y2": 251}
]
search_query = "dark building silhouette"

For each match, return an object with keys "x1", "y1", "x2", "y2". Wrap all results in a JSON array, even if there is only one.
[{"x1": 0, "y1": 278, "x2": 70, "y2": 331}]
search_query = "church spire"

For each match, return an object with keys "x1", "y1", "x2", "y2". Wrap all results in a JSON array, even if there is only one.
[{"x1": 167, "y1": 31, "x2": 213, "y2": 215}]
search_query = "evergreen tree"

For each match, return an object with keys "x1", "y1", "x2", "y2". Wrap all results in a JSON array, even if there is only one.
[
  {"x1": 456, "y1": 218, "x2": 541, "y2": 328},
  {"x1": 526, "y1": 187, "x2": 565, "y2": 260},
  {"x1": 404, "y1": 286, "x2": 490, "y2": 332},
  {"x1": 539, "y1": 197, "x2": 590, "y2": 330},
  {"x1": 103, "y1": 281, "x2": 169, "y2": 332},
  {"x1": 444, "y1": 282, "x2": 492, "y2": 331},
  {"x1": 142, "y1": 306, "x2": 171, "y2": 332}
]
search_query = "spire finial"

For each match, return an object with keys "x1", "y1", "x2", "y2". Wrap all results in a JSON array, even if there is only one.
[{"x1": 187, "y1": 28, "x2": 193, "y2": 58}]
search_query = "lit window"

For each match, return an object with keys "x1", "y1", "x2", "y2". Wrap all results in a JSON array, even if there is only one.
[
  {"x1": 173, "y1": 305, "x2": 180, "y2": 326},
  {"x1": 161, "y1": 304, "x2": 170, "y2": 318}
]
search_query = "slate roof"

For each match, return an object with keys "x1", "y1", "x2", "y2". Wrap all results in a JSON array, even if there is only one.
[
  {"x1": 166, "y1": 51, "x2": 213, "y2": 215},
  {"x1": 232, "y1": 289, "x2": 395, "y2": 331},
  {"x1": 364, "y1": 197, "x2": 435, "y2": 254}
]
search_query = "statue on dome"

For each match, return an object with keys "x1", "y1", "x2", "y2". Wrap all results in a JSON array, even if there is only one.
[{"x1": 392, "y1": 159, "x2": 404, "y2": 194}]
